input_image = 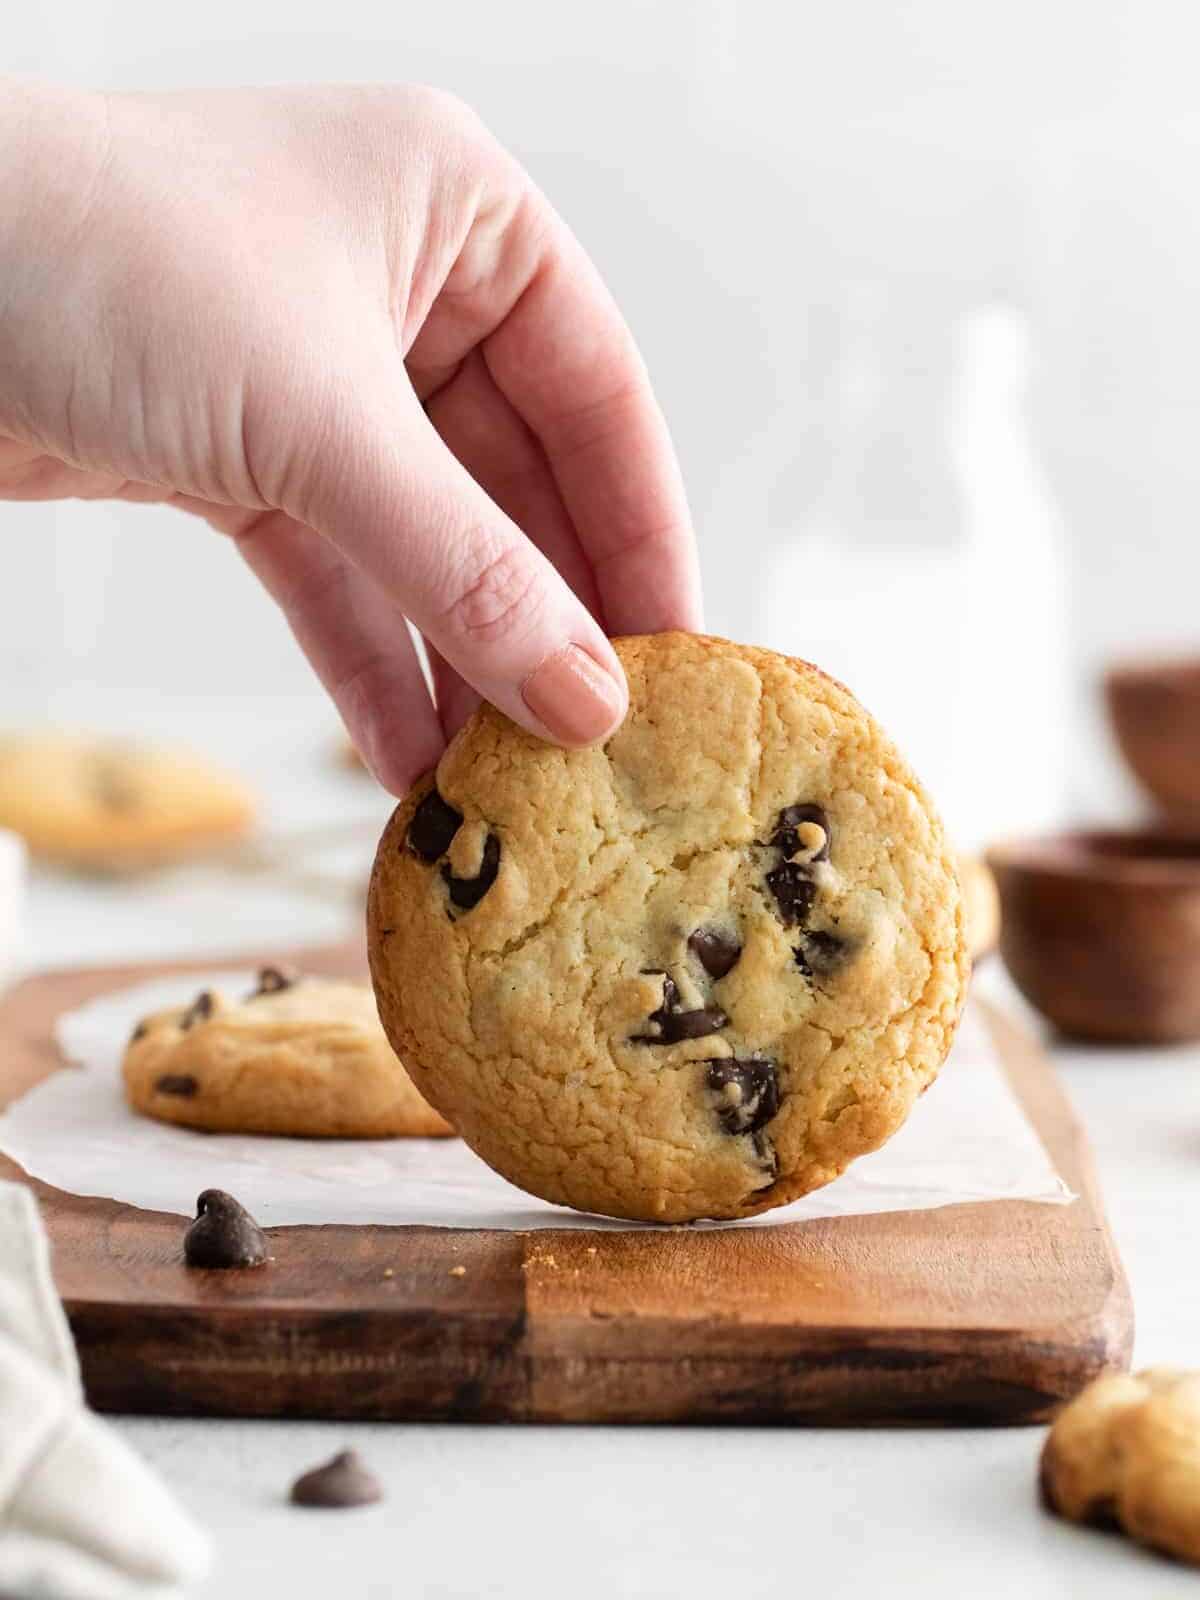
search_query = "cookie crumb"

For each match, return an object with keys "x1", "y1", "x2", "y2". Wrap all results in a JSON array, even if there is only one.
[{"x1": 448, "y1": 1265, "x2": 466, "y2": 1277}]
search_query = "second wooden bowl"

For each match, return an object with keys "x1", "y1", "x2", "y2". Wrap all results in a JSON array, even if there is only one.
[
  {"x1": 1106, "y1": 656, "x2": 1200, "y2": 821},
  {"x1": 989, "y1": 828, "x2": 1200, "y2": 1043}
]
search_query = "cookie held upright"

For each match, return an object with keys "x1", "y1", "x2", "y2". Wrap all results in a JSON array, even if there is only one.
[{"x1": 369, "y1": 633, "x2": 967, "y2": 1222}]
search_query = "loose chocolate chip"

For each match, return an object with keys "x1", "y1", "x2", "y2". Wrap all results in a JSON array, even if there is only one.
[
  {"x1": 129, "y1": 1020, "x2": 149, "y2": 1044},
  {"x1": 183, "y1": 1189, "x2": 268, "y2": 1269},
  {"x1": 155, "y1": 1073, "x2": 198, "y2": 1097},
  {"x1": 441, "y1": 832, "x2": 500, "y2": 910},
  {"x1": 688, "y1": 927, "x2": 742, "y2": 979},
  {"x1": 251, "y1": 965, "x2": 297, "y2": 998},
  {"x1": 765, "y1": 862, "x2": 817, "y2": 927},
  {"x1": 407, "y1": 789, "x2": 463, "y2": 862},
  {"x1": 793, "y1": 930, "x2": 850, "y2": 980},
  {"x1": 706, "y1": 1059, "x2": 780, "y2": 1137},
  {"x1": 290, "y1": 1450, "x2": 384, "y2": 1509},
  {"x1": 180, "y1": 991, "x2": 214, "y2": 1030},
  {"x1": 771, "y1": 803, "x2": 831, "y2": 862},
  {"x1": 634, "y1": 971, "x2": 727, "y2": 1043}
]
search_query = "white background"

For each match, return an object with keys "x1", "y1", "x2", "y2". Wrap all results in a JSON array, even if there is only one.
[{"x1": 6, "y1": 0, "x2": 1200, "y2": 845}]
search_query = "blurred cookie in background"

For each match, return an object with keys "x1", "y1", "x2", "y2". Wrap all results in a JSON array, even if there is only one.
[
  {"x1": 956, "y1": 850, "x2": 1000, "y2": 963},
  {"x1": 123, "y1": 967, "x2": 455, "y2": 1138},
  {"x1": 0, "y1": 732, "x2": 256, "y2": 873}
]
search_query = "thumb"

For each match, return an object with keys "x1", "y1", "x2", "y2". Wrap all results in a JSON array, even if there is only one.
[{"x1": 295, "y1": 383, "x2": 628, "y2": 751}]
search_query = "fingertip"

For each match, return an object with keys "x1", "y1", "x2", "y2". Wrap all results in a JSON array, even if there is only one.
[{"x1": 520, "y1": 642, "x2": 627, "y2": 748}]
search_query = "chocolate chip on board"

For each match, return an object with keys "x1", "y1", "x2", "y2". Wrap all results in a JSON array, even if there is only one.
[
  {"x1": 407, "y1": 789, "x2": 463, "y2": 862},
  {"x1": 706, "y1": 1059, "x2": 780, "y2": 1137},
  {"x1": 441, "y1": 832, "x2": 501, "y2": 910},
  {"x1": 687, "y1": 927, "x2": 742, "y2": 980},
  {"x1": 765, "y1": 862, "x2": 817, "y2": 927},
  {"x1": 155, "y1": 1073, "x2": 198, "y2": 1097},
  {"x1": 771, "y1": 803, "x2": 831, "y2": 862},
  {"x1": 290, "y1": 1450, "x2": 384, "y2": 1509},
  {"x1": 183, "y1": 1189, "x2": 268, "y2": 1269},
  {"x1": 250, "y1": 965, "x2": 297, "y2": 998},
  {"x1": 179, "y1": 990, "x2": 214, "y2": 1031}
]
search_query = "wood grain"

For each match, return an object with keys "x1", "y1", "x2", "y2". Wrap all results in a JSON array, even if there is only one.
[{"x1": 0, "y1": 943, "x2": 1132, "y2": 1425}]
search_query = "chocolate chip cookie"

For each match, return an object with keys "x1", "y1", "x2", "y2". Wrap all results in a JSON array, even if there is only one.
[
  {"x1": 123, "y1": 969, "x2": 454, "y2": 1137},
  {"x1": 1042, "y1": 1368, "x2": 1200, "y2": 1566},
  {"x1": 0, "y1": 732, "x2": 255, "y2": 871},
  {"x1": 368, "y1": 632, "x2": 967, "y2": 1222}
]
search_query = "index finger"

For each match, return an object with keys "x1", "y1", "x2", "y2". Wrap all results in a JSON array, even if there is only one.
[{"x1": 481, "y1": 210, "x2": 703, "y2": 638}]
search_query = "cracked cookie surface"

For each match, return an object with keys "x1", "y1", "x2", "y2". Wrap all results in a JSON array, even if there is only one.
[
  {"x1": 368, "y1": 632, "x2": 966, "y2": 1222},
  {"x1": 123, "y1": 970, "x2": 454, "y2": 1137},
  {"x1": 1041, "y1": 1368, "x2": 1200, "y2": 1566}
]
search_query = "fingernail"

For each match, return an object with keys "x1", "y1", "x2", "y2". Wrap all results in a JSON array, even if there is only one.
[{"x1": 522, "y1": 645, "x2": 626, "y2": 746}]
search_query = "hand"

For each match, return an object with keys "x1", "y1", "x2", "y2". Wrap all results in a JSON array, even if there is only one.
[{"x1": 0, "y1": 80, "x2": 701, "y2": 793}]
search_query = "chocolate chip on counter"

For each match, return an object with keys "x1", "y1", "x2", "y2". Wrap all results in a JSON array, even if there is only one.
[
  {"x1": 793, "y1": 930, "x2": 850, "y2": 980},
  {"x1": 183, "y1": 1189, "x2": 268, "y2": 1269},
  {"x1": 250, "y1": 965, "x2": 297, "y2": 998},
  {"x1": 179, "y1": 991, "x2": 214, "y2": 1031},
  {"x1": 407, "y1": 789, "x2": 463, "y2": 862},
  {"x1": 706, "y1": 1059, "x2": 780, "y2": 1137},
  {"x1": 290, "y1": 1450, "x2": 384, "y2": 1509},
  {"x1": 765, "y1": 862, "x2": 817, "y2": 927},
  {"x1": 441, "y1": 832, "x2": 500, "y2": 910},
  {"x1": 155, "y1": 1074, "x2": 198, "y2": 1098},
  {"x1": 687, "y1": 927, "x2": 742, "y2": 980},
  {"x1": 771, "y1": 803, "x2": 831, "y2": 862},
  {"x1": 634, "y1": 970, "x2": 728, "y2": 1044}
]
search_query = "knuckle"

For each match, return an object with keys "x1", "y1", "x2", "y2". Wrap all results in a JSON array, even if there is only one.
[{"x1": 441, "y1": 537, "x2": 544, "y2": 648}]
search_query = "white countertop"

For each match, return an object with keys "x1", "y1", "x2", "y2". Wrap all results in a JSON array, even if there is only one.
[{"x1": 11, "y1": 734, "x2": 1199, "y2": 1599}]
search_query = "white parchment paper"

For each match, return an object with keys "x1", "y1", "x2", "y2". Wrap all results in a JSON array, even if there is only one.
[{"x1": 0, "y1": 971, "x2": 1073, "y2": 1230}]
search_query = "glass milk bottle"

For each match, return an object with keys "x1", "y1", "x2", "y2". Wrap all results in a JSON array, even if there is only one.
[{"x1": 758, "y1": 293, "x2": 1068, "y2": 849}]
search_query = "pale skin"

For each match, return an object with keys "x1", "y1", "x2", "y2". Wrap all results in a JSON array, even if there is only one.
[{"x1": 0, "y1": 80, "x2": 702, "y2": 794}]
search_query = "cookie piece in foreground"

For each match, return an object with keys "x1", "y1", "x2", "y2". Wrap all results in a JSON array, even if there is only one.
[
  {"x1": 368, "y1": 633, "x2": 965, "y2": 1223},
  {"x1": 123, "y1": 970, "x2": 454, "y2": 1138},
  {"x1": 1041, "y1": 1368, "x2": 1200, "y2": 1566},
  {"x1": 0, "y1": 732, "x2": 255, "y2": 871}
]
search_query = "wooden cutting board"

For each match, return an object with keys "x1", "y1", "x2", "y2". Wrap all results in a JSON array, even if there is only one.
[{"x1": 0, "y1": 942, "x2": 1132, "y2": 1426}]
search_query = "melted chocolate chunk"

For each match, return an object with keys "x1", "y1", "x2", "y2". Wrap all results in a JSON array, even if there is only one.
[
  {"x1": 155, "y1": 1073, "x2": 198, "y2": 1097},
  {"x1": 180, "y1": 991, "x2": 214, "y2": 1030},
  {"x1": 706, "y1": 1059, "x2": 780, "y2": 1137},
  {"x1": 634, "y1": 970, "x2": 728, "y2": 1043},
  {"x1": 183, "y1": 1189, "x2": 268, "y2": 1269},
  {"x1": 441, "y1": 832, "x2": 500, "y2": 910},
  {"x1": 129, "y1": 1020, "x2": 149, "y2": 1044},
  {"x1": 290, "y1": 1450, "x2": 384, "y2": 1509},
  {"x1": 251, "y1": 965, "x2": 297, "y2": 998},
  {"x1": 771, "y1": 803, "x2": 831, "y2": 862},
  {"x1": 91, "y1": 758, "x2": 140, "y2": 813},
  {"x1": 407, "y1": 789, "x2": 463, "y2": 862},
  {"x1": 688, "y1": 927, "x2": 742, "y2": 979},
  {"x1": 765, "y1": 862, "x2": 817, "y2": 927},
  {"x1": 794, "y1": 930, "x2": 850, "y2": 979}
]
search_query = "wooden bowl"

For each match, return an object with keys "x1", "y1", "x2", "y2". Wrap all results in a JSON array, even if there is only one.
[
  {"x1": 1106, "y1": 656, "x2": 1200, "y2": 821},
  {"x1": 988, "y1": 828, "x2": 1200, "y2": 1042}
]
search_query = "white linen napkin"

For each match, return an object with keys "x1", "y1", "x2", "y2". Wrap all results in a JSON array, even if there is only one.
[{"x1": 0, "y1": 1180, "x2": 210, "y2": 1599}]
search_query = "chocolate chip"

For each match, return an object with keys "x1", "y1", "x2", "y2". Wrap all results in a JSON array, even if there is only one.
[
  {"x1": 688, "y1": 927, "x2": 742, "y2": 979},
  {"x1": 180, "y1": 991, "x2": 214, "y2": 1030},
  {"x1": 91, "y1": 759, "x2": 140, "y2": 813},
  {"x1": 407, "y1": 789, "x2": 463, "y2": 862},
  {"x1": 794, "y1": 930, "x2": 850, "y2": 979},
  {"x1": 706, "y1": 1059, "x2": 780, "y2": 1136},
  {"x1": 772, "y1": 803, "x2": 831, "y2": 862},
  {"x1": 129, "y1": 1020, "x2": 149, "y2": 1044},
  {"x1": 251, "y1": 965, "x2": 297, "y2": 998},
  {"x1": 765, "y1": 862, "x2": 817, "y2": 927},
  {"x1": 290, "y1": 1450, "x2": 383, "y2": 1509},
  {"x1": 634, "y1": 970, "x2": 727, "y2": 1043},
  {"x1": 441, "y1": 832, "x2": 500, "y2": 910},
  {"x1": 155, "y1": 1073, "x2": 198, "y2": 1097},
  {"x1": 183, "y1": 1189, "x2": 268, "y2": 1269}
]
